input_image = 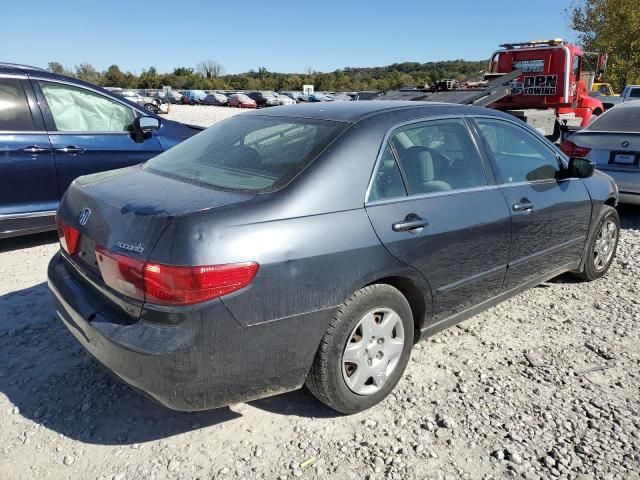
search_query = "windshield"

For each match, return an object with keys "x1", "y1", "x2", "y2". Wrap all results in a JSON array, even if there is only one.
[
  {"x1": 145, "y1": 115, "x2": 347, "y2": 192},
  {"x1": 586, "y1": 104, "x2": 640, "y2": 133}
]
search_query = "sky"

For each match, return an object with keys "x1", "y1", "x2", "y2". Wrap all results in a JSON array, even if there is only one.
[{"x1": 1, "y1": 0, "x2": 575, "y2": 75}]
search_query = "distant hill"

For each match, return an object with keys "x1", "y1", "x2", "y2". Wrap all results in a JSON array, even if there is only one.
[{"x1": 48, "y1": 59, "x2": 489, "y2": 91}]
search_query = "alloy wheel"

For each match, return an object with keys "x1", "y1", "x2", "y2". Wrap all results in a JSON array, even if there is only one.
[{"x1": 593, "y1": 219, "x2": 617, "y2": 271}]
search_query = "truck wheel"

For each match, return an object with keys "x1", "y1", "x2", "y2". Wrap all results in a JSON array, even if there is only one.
[
  {"x1": 306, "y1": 284, "x2": 414, "y2": 414},
  {"x1": 573, "y1": 205, "x2": 619, "y2": 281}
]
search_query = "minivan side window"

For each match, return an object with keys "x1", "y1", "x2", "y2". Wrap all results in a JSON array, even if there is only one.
[
  {"x1": 475, "y1": 118, "x2": 560, "y2": 183},
  {"x1": 39, "y1": 81, "x2": 135, "y2": 132},
  {"x1": 0, "y1": 78, "x2": 35, "y2": 131},
  {"x1": 368, "y1": 143, "x2": 407, "y2": 202},
  {"x1": 390, "y1": 118, "x2": 487, "y2": 195}
]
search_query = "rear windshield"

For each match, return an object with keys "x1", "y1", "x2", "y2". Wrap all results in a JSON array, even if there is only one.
[
  {"x1": 587, "y1": 105, "x2": 640, "y2": 133},
  {"x1": 144, "y1": 115, "x2": 347, "y2": 192}
]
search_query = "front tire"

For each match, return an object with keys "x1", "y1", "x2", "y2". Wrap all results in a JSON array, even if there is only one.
[
  {"x1": 574, "y1": 205, "x2": 620, "y2": 281},
  {"x1": 306, "y1": 284, "x2": 414, "y2": 414}
]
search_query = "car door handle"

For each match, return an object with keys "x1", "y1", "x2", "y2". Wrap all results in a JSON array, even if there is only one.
[
  {"x1": 513, "y1": 201, "x2": 535, "y2": 211},
  {"x1": 54, "y1": 146, "x2": 85, "y2": 154},
  {"x1": 18, "y1": 145, "x2": 52, "y2": 154},
  {"x1": 392, "y1": 214, "x2": 429, "y2": 232}
]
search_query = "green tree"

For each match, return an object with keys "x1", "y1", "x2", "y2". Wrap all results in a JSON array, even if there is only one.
[
  {"x1": 570, "y1": 0, "x2": 640, "y2": 90},
  {"x1": 103, "y1": 64, "x2": 125, "y2": 87},
  {"x1": 47, "y1": 61, "x2": 69, "y2": 76},
  {"x1": 74, "y1": 63, "x2": 101, "y2": 84}
]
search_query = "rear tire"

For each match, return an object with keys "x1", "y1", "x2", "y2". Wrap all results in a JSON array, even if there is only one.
[
  {"x1": 306, "y1": 284, "x2": 414, "y2": 414},
  {"x1": 573, "y1": 205, "x2": 619, "y2": 281}
]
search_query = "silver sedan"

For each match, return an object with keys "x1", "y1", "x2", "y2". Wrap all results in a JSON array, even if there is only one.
[{"x1": 561, "y1": 101, "x2": 640, "y2": 205}]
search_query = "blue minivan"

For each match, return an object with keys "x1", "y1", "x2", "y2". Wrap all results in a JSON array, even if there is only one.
[{"x1": 0, "y1": 63, "x2": 202, "y2": 239}]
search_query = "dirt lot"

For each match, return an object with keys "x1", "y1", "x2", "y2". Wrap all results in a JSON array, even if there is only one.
[
  {"x1": 0, "y1": 107, "x2": 638, "y2": 480},
  {"x1": 162, "y1": 104, "x2": 247, "y2": 127}
]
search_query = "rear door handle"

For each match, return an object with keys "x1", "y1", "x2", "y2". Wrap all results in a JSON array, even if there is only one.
[
  {"x1": 513, "y1": 201, "x2": 535, "y2": 211},
  {"x1": 18, "y1": 145, "x2": 52, "y2": 154},
  {"x1": 54, "y1": 146, "x2": 85, "y2": 154},
  {"x1": 392, "y1": 214, "x2": 429, "y2": 232}
]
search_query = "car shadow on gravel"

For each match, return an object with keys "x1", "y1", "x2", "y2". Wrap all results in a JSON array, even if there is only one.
[
  {"x1": 0, "y1": 282, "x2": 337, "y2": 446},
  {"x1": 0, "y1": 231, "x2": 58, "y2": 253},
  {"x1": 0, "y1": 283, "x2": 245, "y2": 445},
  {"x1": 617, "y1": 204, "x2": 640, "y2": 230}
]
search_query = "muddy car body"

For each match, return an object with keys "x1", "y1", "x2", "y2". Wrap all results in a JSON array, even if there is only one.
[{"x1": 48, "y1": 102, "x2": 619, "y2": 413}]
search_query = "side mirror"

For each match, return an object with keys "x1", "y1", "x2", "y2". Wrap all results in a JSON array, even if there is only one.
[
  {"x1": 567, "y1": 157, "x2": 595, "y2": 179},
  {"x1": 134, "y1": 116, "x2": 160, "y2": 133}
]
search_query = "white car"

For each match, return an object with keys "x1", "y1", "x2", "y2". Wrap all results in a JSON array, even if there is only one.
[
  {"x1": 275, "y1": 93, "x2": 295, "y2": 106},
  {"x1": 561, "y1": 101, "x2": 640, "y2": 205}
]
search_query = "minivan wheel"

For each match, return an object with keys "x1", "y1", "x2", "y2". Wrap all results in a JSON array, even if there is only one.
[
  {"x1": 306, "y1": 284, "x2": 413, "y2": 414},
  {"x1": 573, "y1": 205, "x2": 620, "y2": 281}
]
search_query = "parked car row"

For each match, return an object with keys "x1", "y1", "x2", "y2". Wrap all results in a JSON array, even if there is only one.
[{"x1": 130, "y1": 88, "x2": 372, "y2": 108}]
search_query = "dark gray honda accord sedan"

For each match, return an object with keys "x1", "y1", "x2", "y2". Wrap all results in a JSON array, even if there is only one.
[{"x1": 48, "y1": 101, "x2": 619, "y2": 414}]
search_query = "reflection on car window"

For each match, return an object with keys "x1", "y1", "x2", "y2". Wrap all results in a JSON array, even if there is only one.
[
  {"x1": 39, "y1": 82, "x2": 135, "y2": 132},
  {"x1": 390, "y1": 118, "x2": 487, "y2": 195},
  {"x1": 587, "y1": 105, "x2": 640, "y2": 133},
  {"x1": 0, "y1": 78, "x2": 35, "y2": 131},
  {"x1": 369, "y1": 143, "x2": 407, "y2": 201},
  {"x1": 145, "y1": 115, "x2": 346, "y2": 193},
  {"x1": 476, "y1": 118, "x2": 560, "y2": 183}
]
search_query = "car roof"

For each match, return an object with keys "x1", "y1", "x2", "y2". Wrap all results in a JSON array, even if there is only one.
[
  {"x1": 241, "y1": 100, "x2": 502, "y2": 123},
  {"x1": 0, "y1": 62, "x2": 155, "y2": 114}
]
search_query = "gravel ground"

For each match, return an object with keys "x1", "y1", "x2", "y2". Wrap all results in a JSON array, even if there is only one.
[
  {"x1": 0, "y1": 106, "x2": 638, "y2": 480},
  {"x1": 162, "y1": 104, "x2": 247, "y2": 127}
]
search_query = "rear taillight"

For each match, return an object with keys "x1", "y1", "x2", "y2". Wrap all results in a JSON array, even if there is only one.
[
  {"x1": 56, "y1": 216, "x2": 80, "y2": 255},
  {"x1": 95, "y1": 245, "x2": 258, "y2": 306},
  {"x1": 559, "y1": 140, "x2": 591, "y2": 158},
  {"x1": 95, "y1": 246, "x2": 145, "y2": 301}
]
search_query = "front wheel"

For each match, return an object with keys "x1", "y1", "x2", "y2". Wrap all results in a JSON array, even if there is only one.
[
  {"x1": 573, "y1": 205, "x2": 620, "y2": 281},
  {"x1": 306, "y1": 284, "x2": 414, "y2": 414}
]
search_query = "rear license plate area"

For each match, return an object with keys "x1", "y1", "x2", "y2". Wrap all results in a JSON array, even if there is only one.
[{"x1": 609, "y1": 151, "x2": 639, "y2": 167}]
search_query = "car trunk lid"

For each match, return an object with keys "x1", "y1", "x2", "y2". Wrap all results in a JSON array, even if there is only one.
[{"x1": 57, "y1": 166, "x2": 256, "y2": 309}]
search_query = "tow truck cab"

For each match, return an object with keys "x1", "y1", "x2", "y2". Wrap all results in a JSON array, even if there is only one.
[{"x1": 486, "y1": 39, "x2": 605, "y2": 140}]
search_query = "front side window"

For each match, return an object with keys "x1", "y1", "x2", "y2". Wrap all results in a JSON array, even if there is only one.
[
  {"x1": 629, "y1": 88, "x2": 640, "y2": 98},
  {"x1": 39, "y1": 81, "x2": 135, "y2": 132},
  {"x1": 0, "y1": 78, "x2": 35, "y2": 131},
  {"x1": 389, "y1": 118, "x2": 487, "y2": 195},
  {"x1": 475, "y1": 118, "x2": 560, "y2": 183},
  {"x1": 145, "y1": 115, "x2": 346, "y2": 192},
  {"x1": 368, "y1": 143, "x2": 407, "y2": 202}
]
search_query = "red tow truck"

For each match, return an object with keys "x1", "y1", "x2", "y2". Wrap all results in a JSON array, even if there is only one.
[{"x1": 486, "y1": 39, "x2": 605, "y2": 140}]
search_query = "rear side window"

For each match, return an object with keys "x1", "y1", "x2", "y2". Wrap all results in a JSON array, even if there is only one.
[
  {"x1": 145, "y1": 115, "x2": 346, "y2": 192},
  {"x1": 588, "y1": 105, "x2": 640, "y2": 133},
  {"x1": 390, "y1": 118, "x2": 487, "y2": 195},
  {"x1": 39, "y1": 81, "x2": 135, "y2": 132},
  {"x1": 0, "y1": 78, "x2": 35, "y2": 131}
]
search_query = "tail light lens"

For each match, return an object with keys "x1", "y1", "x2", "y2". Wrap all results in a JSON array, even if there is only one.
[
  {"x1": 56, "y1": 216, "x2": 80, "y2": 255},
  {"x1": 95, "y1": 246, "x2": 145, "y2": 301},
  {"x1": 559, "y1": 140, "x2": 591, "y2": 158},
  {"x1": 95, "y1": 245, "x2": 258, "y2": 306},
  {"x1": 144, "y1": 262, "x2": 259, "y2": 305}
]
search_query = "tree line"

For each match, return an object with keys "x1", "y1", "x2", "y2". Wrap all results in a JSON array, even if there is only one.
[{"x1": 46, "y1": 59, "x2": 487, "y2": 92}]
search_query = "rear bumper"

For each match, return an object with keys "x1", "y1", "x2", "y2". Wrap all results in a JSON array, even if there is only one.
[
  {"x1": 48, "y1": 252, "x2": 330, "y2": 411},
  {"x1": 598, "y1": 168, "x2": 640, "y2": 205}
]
